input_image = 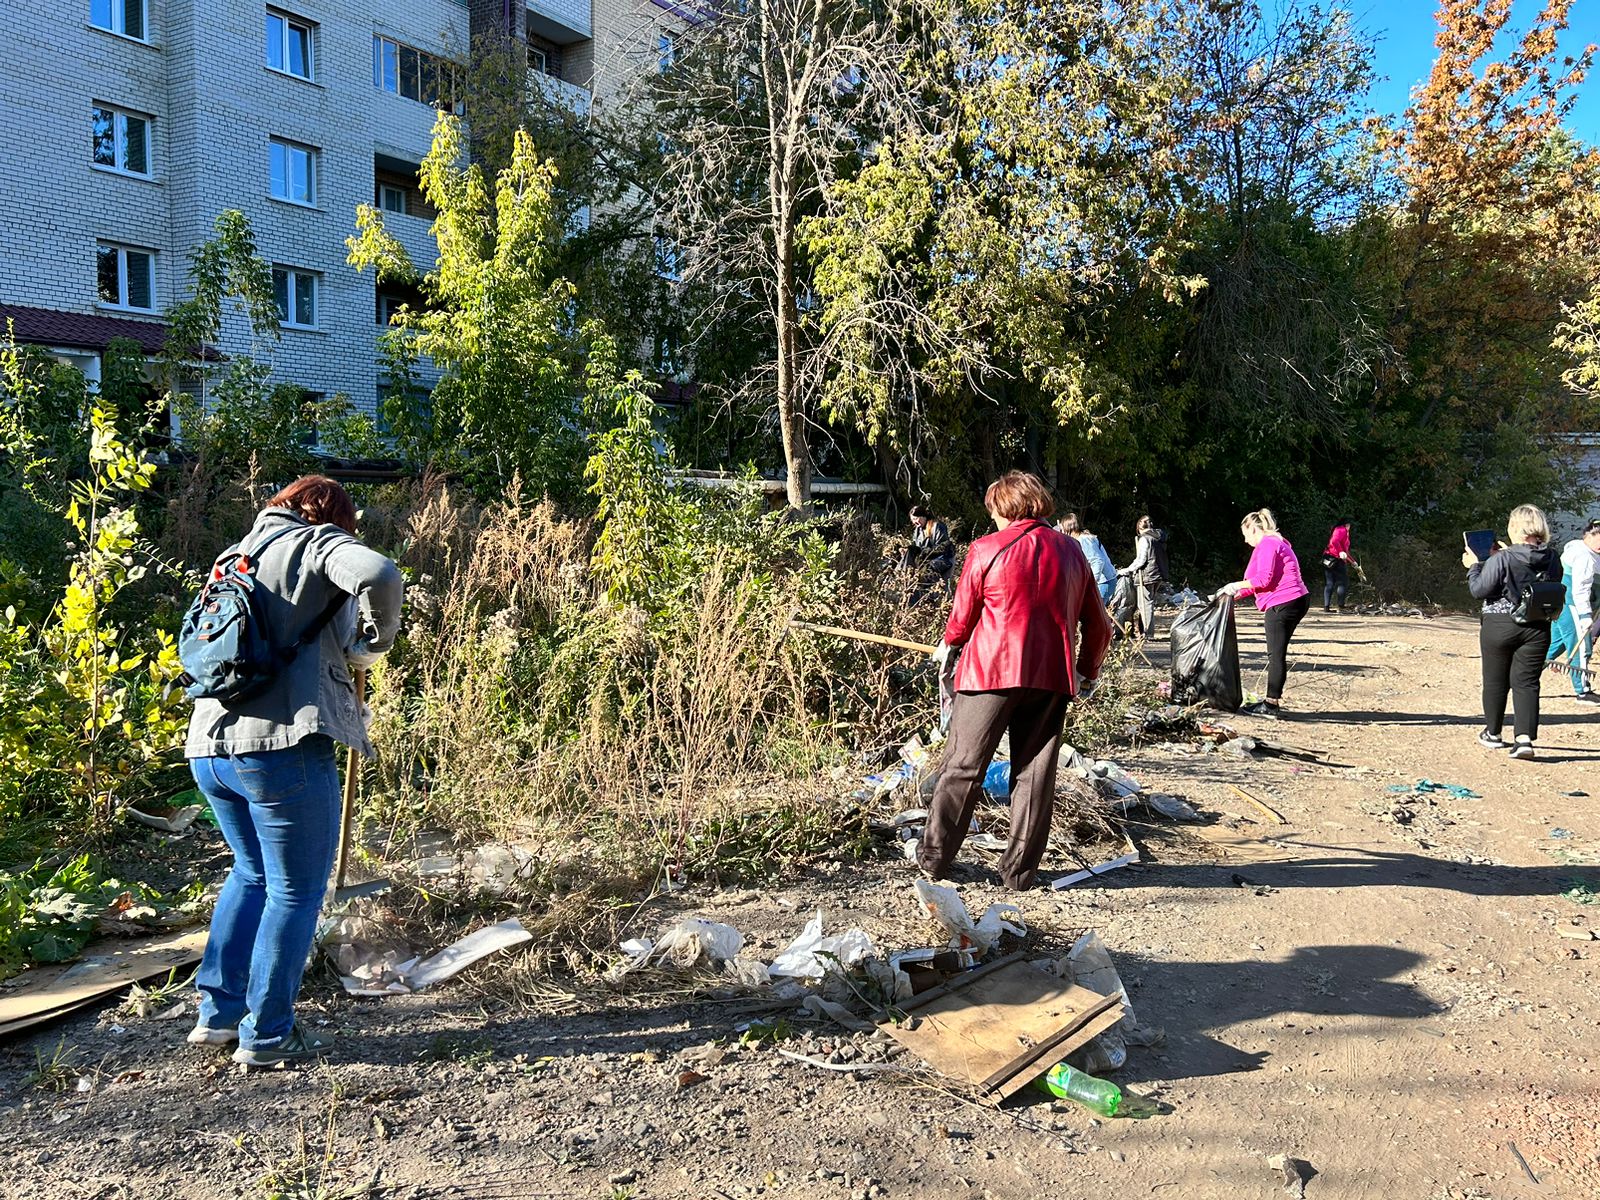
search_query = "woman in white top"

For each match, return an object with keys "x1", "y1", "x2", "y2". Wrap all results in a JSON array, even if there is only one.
[{"x1": 1546, "y1": 517, "x2": 1600, "y2": 703}]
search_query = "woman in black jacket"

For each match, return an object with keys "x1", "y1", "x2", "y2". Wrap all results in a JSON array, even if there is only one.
[{"x1": 1464, "y1": 504, "x2": 1559, "y2": 760}]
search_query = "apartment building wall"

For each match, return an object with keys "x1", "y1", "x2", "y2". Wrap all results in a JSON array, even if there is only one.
[
  {"x1": 0, "y1": 0, "x2": 682, "y2": 415},
  {"x1": 0, "y1": 0, "x2": 468, "y2": 413}
]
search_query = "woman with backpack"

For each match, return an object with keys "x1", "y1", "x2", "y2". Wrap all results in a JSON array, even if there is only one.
[
  {"x1": 919, "y1": 472, "x2": 1112, "y2": 890},
  {"x1": 1217, "y1": 509, "x2": 1310, "y2": 719},
  {"x1": 1117, "y1": 516, "x2": 1169, "y2": 638},
  {"x1": 1464, "y1": 504, "x2": 1560, "y2": 759},
  {"x1": 183, "y1": 476, "x2": 403, "y2": 1065}
]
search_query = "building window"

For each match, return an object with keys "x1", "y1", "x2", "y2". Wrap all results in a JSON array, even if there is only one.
[
  {"x1": 96, "y1": 242, "x2": 155, "y2": 311},
  {"x1": 266, "y1": 9, "x2": 314, "y2": 80},
  {"x1": 89, "y1": 0, "x2": 145, "y2": 40},
  {"x1": 269, "y1": 138, "x2": 316, "y2": 205},
  {"x1": 372, "y1": 34, "x2": 459, "y2": 110},
  {"x1": 654, "y1": 235, "x2": 683, "y2": 283},
  {"x1": 272, "y1": 267, "x2": 318, "y2": 328},
  {"x1": 92, "y1": 104, "x2": 151, "y2": 177},
  {"x1": 528, "y1": 46, "x2": 548, "y2": 75},
  {"x1": 377, "y1": 183, "x2": 407, "y2": 214}
]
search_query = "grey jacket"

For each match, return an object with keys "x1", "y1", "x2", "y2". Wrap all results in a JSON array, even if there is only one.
[{"x1": 185, "y1": 508, "x2": 404, "y2": 759}]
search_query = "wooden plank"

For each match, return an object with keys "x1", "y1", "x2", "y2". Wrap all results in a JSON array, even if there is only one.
[
  {"x1": 1227, "y1": 783, "x2": 1285, "y2": 824},
  {"x1": 885, "y1": 959, "x2": 1124, "y2": 1104},
  {"x1": 788, "y1": 620, "x2": 938, "y2": 655}
]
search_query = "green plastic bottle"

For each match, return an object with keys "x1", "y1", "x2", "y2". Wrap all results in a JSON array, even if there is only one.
[{"x1": 1033, "y1": 1062, "x2": 1122, "y2": 1116}]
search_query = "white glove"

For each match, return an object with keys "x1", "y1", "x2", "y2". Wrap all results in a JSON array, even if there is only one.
[
  {"x1": 346, "y1": 643, "x2": 385, "y2": 670},
  {"x1": 1217, "y1": 581, "x2": 1242, "y2": 598},
  {"x1": 930, "y1": 640, "x2": 954, "y2": 666}
]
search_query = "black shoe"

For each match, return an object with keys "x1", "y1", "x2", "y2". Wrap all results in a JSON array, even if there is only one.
[
  {"x1": 1576, "y1": 692, "x2": 1600, "y2": 706},
  {"x1": 1241, "y1": 701, "x2": 1280, "y2": 719},
  {"x1": 1509, "y1": 737, "x2": 1536, "y2": 761},
  {"x1": 1477, "y1": 729, "x2": 1506, "y2": 750},
  {"x1": 232, "y1": 1026, "x2": 334, "y2": 1067},
  {"x1": 1321, "y1": 607, "x2": 1333, "y2": 613}
]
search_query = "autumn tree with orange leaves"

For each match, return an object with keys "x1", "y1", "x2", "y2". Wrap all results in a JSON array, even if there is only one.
[{"x1": 1365, "y1": 0, "x2": 1600, "y2": 515}]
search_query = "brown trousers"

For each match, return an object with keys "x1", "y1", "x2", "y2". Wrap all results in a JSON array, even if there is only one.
[{"x1": 917, "y1": 688, "x2": 1071, "y2": 890}]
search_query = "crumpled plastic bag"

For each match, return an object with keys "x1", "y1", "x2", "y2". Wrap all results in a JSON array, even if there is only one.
[
  {"x1": 912, "y1": 880, "x2": 1025, "y2": 955},
  {"x1": 607, "y1": 916, "x2": 744, "y2": 981},
  {"x1": 769, "y1": 911, "x2": 877, "y2": 979},
  {"x1": 1062, "y1": 929, "x2": 1164, "y2": 1073}
]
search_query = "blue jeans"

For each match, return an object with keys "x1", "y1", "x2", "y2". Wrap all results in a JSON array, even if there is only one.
[
  {"x1": 191, "y1": 736, "x2": 341, "y2": 1050},
  {"x1": 1546, "y1": 576, "x2": 1593, "y2": 696}
]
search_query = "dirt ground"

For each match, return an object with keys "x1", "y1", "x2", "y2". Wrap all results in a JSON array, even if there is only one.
[{"x1": 2, "y1": 608, "x2": 1598, "y2": 1200}]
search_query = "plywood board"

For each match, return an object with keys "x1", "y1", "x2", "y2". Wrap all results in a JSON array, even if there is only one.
[
  {"x1": 885, "y1": 955, "x2": 1123, "y2": 1103},
  {"x1": 0, "y1": 928, "x2": 207, "y2": 1038}
]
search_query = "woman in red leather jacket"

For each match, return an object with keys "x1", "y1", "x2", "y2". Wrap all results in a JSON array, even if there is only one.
[{"x1": 917, "y1": 472, "x2": 1114, "y2": 889}]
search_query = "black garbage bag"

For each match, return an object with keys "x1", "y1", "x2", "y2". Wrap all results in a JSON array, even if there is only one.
[
  {"x1": 1170, "y1": 596, "x2": 1242, "y2": 711},
  {"x1": 1110, "y1": 575, "x2": 1136, "y2": 631}
]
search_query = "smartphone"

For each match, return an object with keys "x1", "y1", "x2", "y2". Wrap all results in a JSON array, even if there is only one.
[{"x1": 1463, "y1": 529, "x2": 1496, "y2": 562}]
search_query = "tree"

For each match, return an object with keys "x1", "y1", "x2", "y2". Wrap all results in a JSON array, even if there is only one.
[
  {"x1": 1364, "y1": 0, "x2": 1600, "y2": 520},
  {"x1": 641, "y1": 1, "x2": 921, "y2": 507},
  {"x1": 798, "y1": 0, "x2": 1201, "y2": 506},
  {"x1": 347, "y1": 112, "x2": 586, "y2": 500}
]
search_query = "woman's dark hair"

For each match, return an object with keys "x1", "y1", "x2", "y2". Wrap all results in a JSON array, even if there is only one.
[
  {"x1": 1136, "y1": 515, "x2": 1153, "y2": 534},
  {"x1": 268, "y1": 475, "x2": 358, "y2": 534},
  {"x1": 984, "y1": 471, "x2": 1054, "y2": 522},
  {"x1": 909, "y1": 504, "x2": 931, "y2": 521},
  {"x1": 1334, "y1": 517, "x2": 1351, "y2": 528}
]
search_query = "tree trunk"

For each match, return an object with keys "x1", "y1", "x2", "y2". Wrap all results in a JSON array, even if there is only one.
[{"x1": 775, "y1": 250, "x2": 810, "y2": 509}]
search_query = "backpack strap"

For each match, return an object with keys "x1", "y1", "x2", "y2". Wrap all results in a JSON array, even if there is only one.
[{"x1": 284, "y1": 589, "x2": 351, "y2": 661}]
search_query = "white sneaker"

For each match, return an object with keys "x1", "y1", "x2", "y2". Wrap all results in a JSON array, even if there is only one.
[
  {"x1": 186, "y1": 1025, "x2": 239, "y2": 1046},
  {"x1": 1509, "y1": 737, "x2": 1536, "y2": 760}
]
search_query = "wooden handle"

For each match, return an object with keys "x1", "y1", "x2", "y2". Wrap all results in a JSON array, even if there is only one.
[
  {"x1": 332, "y1": 666, "x2": 368, "y2": 892},
  {"x1": 788, "y1": 620, "x2": 938, "y2": 655}
]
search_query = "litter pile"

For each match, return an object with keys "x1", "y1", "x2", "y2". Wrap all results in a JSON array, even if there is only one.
[{"x1": 602, "y1": 879, "x2": 1165, "y2": 1114}]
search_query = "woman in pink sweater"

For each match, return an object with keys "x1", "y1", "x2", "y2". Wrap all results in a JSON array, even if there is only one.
[{"x1": 1218, "y1": 509, "x2": 1311, "y2": 718}]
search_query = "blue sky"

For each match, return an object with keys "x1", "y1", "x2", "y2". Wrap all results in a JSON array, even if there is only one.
[{"x1": 1360, "y1": 1, "x2": 1599, "y2": 142}]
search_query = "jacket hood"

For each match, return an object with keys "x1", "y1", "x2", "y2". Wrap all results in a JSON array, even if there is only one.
[{"x1": 1505, "y1": 541, "x2": 1557, "y2": 570}]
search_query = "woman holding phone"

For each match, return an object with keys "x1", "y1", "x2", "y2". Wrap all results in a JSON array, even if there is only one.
[{"x1": 1463, "y1": 505, "x2": 1559, "y2": 759}]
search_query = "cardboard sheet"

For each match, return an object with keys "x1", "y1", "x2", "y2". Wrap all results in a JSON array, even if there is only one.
[
  {"x1": 884, "y1": 953, "x2": 1123, "y2": 1103},
  {"x1": 0, "y1": 928, "x2": 207, "y2": 1038}
]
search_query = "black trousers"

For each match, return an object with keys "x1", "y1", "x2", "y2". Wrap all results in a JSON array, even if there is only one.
[
  {"x1": 1480, "y1": 614, "x2": 1551, "y2": 740},
  {"x1": 919, "y1": 688, "x2": 1070, "y2": 890},
  {"x1": 1323, "y1": 560, "x2": 1349, "y2": 609},
  {"x1": 1263, "y1": 594, "x2": 1311, "y2": 701}
]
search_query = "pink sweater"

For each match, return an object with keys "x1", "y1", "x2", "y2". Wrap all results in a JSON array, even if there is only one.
[
  {"x1": 1241, "y1": 535, "x2": 1309, "y2": 611},
  {"x1": 1325, "y1": 525, "x2": 1351, "y2": 558}
]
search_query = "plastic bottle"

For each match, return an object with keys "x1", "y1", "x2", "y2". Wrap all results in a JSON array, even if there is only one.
[{"x1": 1033, "y1": 1061, "x2": 1121, "y2": 1116}]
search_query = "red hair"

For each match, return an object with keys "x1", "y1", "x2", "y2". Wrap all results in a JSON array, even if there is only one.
[
  {"x1": 983, "y1": 471, "x2": 1055, "y2": 522},
  {"x1": 268, "y1": 475, "x2": 358, "y2": 533}
]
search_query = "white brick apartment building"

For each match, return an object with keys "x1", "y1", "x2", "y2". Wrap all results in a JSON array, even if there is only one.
[{"x1": 0, "y1": 0, "x2": 688, "y2": 414}]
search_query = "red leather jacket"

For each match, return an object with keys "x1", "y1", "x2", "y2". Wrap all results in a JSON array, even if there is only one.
[{"x1": 944, "y1": 520, "x2": 1113, "y2": 695}]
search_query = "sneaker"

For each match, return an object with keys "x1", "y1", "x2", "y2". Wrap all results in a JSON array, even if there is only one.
[
  {"x1": 1321, "y1": 606, "x2": 1333, "y2": 613},
  {"x1": 231, "y1": 1026, "x2": 334, "y2": 1067},
  {"x1": 1576, "y1": 692, "x2": 1600, "y2": 706},
  {"x1": 186, "y1": 1024, "x2": 239, "y2": 1047},
  {"x1": 1509, "y1": 738, "x2": 1536, "y2": 760},
  {"x1": 1476, "y1": 730, "x2": 1506, "y2": 750},
  {"x1": 1240, "y1": 701, "x2": 1280, "y2": 720}
]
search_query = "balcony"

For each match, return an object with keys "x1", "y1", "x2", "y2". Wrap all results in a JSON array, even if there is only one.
[
  {"x1": 527, "y1": 0, "x2": 590, "y2": 41},
  {"x1": 527, "y1": 69, "x2": 592, "y2": 117}
]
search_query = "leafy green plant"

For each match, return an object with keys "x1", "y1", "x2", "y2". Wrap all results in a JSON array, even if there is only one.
[
  {"x1": 0, "y1": 854, "x2": 205, "y2": 980},
  {"x1": 22, "y1": 1037, "x2": 83, "y2": 1092}
]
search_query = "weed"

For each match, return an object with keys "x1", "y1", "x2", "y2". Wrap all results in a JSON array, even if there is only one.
[
  {"x1": 120, "y1": 966, "x2": 197, "y2": 1018},
  {"x1": 242, "y1": 1074, "x2": 373, "y2": 1200},
  {"x1": 1561, "y1": 880, "x2": 1600, "y2": 906},
  {"x1": 419, "y1": 1033, "x2": 495, "y2": 1066},
  {"x1": 23, "y1": 1038, "x2": 82, "y2": 1092}
]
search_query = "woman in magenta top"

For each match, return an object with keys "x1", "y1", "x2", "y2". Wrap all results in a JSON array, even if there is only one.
[
  {"x1": 1322, "y1": 519, "x2": 1354, "y2": 612},
  {"x1": 1218, "y1": 509, "x2": 1310, "y2": 718}
]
